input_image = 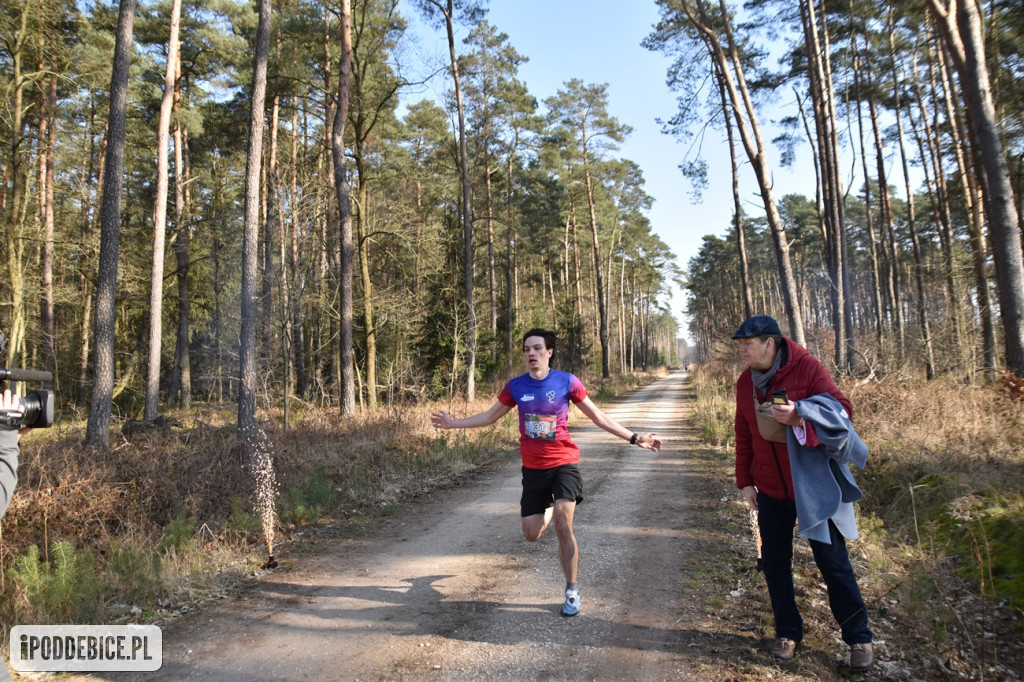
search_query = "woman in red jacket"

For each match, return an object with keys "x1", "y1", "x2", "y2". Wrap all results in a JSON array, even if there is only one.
[{"x1": 733, "y1": 315, "x2": 874, "y2": 671}]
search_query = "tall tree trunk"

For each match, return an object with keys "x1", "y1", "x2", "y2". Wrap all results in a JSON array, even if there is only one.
[
  {"x1": 144, "y1": 0, "x2": 182, "y2": 420},
  {"x1": 917, "y1": 138, "x2": 965, "y2": 368},
  {"x1": 850, "y1": 20, "x2": 884, "y2": 349},
  {"x1": 355, "y1": 149, "x2": 376, "y2": 410},
  {"x1": 582, "y1": 158, "x2": 611, "y2": 378},
  {"x1": 39, "y1": 69, "x2": 57, "y2": 378},
  {"x1": 290, "y1": 102, "x2": 307, "y2": 397},
  {"x1": 441, "y1": 0, "x2": 477, "y2": 400},
  {"x1": 260, "y1": 140, "x2": 272, "y2": 352},
  {"x1": 916, "y1": 43, "x2": 961, "y2": 347},
  {"x1": 892, "y1": 51, "x2": 936, "y2": 378},
  {"x1": 239, "y1": 0, "x2": 272, "y2": 444},
  {"x1": 77, "y1": 100, "x2": 100, "y2": 405},
  {"x1": 718, "y1": 64, "x2": 752, "y2": 319},
  {"x1": 213, "y1": 160, "x2": 226, "y2": 403},
  {"x1": 866, "y1": 69, "x2": 905, "y2": 359},
  {"x1": 5, "y1": 6, "x2": 30, "y2": 370},
  {"x1": 569, "y1": 208, "x2": 584, "y2": 322},
  {"x1": 483, "y1": 136, "x2": 497, "y2": 342},
  {"x1": 683, "y1": 0, "x2": 805, "y2": 344},
  {"x1": 504, "y1": 139, "x2": 518, "y2": 357},
  {"x1": 331, "y1": 0, "x2": 355, "y2": 416},
  {"x1": 321, "y1": 5, "x2": 340, "y2": 399},
  {"x1": 267, "y1": 92, "x2": 293, "y2": 402},
  {"x1": 928, "y1": 0, "x2": 1024, "y2": 376},
  {"x1": 81, "y1": 124, "x2": 106, "y2": 400},
  {"x1": 618, "y1": 254, "x2": 628, "y2": 373},
  {"x1": 419, "y1": 0, "x2": 477, "y2": 394},
  {"x1": 629, "y1": 268, "x2": 637, "y2": 371},
  {"x1": 170, "y1": 54, "x2": 191, "y2": 408},
  {"x1": 171, "y1": 112, "x2": 191, "y2": 408},
  {"x1": 799, "y1": 0, "x2": 851, "y2": 372},
  {"x1": 86, "y1": 0, "x2": 136, "y2": 449},
  {"x1": 937, "y1": 37, "x2": 996, "y2": 377}
]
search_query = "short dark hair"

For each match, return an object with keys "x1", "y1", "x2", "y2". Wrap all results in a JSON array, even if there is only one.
[{"x1": 523, "y1": 328, "x2": 556, "y2": 356}]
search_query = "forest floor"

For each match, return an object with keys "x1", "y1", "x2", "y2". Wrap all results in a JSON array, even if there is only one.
[{"x1": 36, "y1": 370, "x2": 1020, "y2": 681}]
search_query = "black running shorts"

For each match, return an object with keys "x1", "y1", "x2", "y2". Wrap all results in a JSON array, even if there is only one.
[{"x1": 520, "y1": 464, "x2": 584, "y2": 517}]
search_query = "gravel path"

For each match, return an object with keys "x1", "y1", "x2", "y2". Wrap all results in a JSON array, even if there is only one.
[{"x1": 76, "y1": 370, "x2": 747, "y2": 681}]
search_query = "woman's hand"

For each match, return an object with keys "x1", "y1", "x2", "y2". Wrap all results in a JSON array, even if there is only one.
[
  {"x1": 742, "y1": 485, "x2": 758, "y2": 511},
  {"x1": 770, "y1": 402, "x2": 803, "y2": 427}
]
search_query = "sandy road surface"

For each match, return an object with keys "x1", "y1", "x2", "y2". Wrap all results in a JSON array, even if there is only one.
[{"x1": 83, "y1": 370, "x2": 752, "y2": 681}]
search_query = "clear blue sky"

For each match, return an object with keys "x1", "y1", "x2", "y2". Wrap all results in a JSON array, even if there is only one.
[{"x1": 400, "y1": 0, "x2": 820, "y2": 341}]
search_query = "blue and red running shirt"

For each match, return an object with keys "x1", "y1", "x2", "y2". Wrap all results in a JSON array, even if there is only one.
[{"x1": 497, "y1": 369, "x2": 588, "y2": 470}]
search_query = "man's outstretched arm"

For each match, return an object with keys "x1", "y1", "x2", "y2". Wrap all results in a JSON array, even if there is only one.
[
  {"x1": 431, "y1": 401, "x2": 513, "y2": 429},
  {"x1": 575, "y1": 397, "x2": 662, "y2": 452}
]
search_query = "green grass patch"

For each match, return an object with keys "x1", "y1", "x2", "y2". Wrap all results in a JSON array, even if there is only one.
[
  {"x1": 278, "y1": 466, "x2": 338, "y2": 526},
  {"x1": 226, "y1": 496, "x2": 263, "y2": 536},
  {"x1": 158, "y1": 510, "x2": 199, "y2": 553},
  {"x1": 935, "y1": 493, "x2": 1024, "y2": 613}
]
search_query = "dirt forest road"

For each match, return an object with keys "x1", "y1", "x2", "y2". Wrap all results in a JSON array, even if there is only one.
[{"x1": 83, "y1": 370, "x2": 787, "y2": 681}]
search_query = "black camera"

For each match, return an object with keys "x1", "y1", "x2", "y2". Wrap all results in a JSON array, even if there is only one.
[
  {"x1": 0, "y1": 368, "x2": 54, "y2": 429},
  {"x1": 0, "y1": 334, "x2": 54, "y2": 430}
]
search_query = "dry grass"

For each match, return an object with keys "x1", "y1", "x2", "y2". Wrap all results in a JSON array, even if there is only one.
[
  {"x1": 688, "y1": 363, "x2": 740, "y2": 447},
  {"x1": 846, "y1": 376, "x2": 1024, "y2": 469},
  {"x1": 0, "y1": 395, "x2": 520, "y2": 636}
]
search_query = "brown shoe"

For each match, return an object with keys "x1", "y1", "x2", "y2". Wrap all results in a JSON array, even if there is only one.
[
  {"x1": 770, "y1": 637, "x2": 797, "y2": 660},
  {"x1": 850, "y1": 642, "x2": 874, "y2": 670}
]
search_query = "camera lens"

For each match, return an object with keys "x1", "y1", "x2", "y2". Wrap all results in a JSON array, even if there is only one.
[{"x1": 20, "y1": 389, "x2": 53, "y2": 428}]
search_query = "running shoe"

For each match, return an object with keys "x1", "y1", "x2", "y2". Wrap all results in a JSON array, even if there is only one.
[{"x1": 561, "y1": 588, "x2": 580, "y2": 617}]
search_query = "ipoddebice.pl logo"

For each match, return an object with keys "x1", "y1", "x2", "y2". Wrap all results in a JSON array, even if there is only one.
[{"x1": 10, "y1": 625, "x2": 162, "y2": 672}]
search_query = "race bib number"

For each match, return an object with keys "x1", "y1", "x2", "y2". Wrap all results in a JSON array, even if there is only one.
[{"x1": 524, "y1": 414, "x2": 556, "y2": 440}]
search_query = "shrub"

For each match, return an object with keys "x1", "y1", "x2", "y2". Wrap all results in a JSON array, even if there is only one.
[
  {"x1": 157, "y1": 511, "x2": 198, "y2": 554},
  {"x1": 11, "y1": 541, "x2": 104, "y2": 624},
  {"x1": 279, "y1": 466, "x2": 337, "y2": 526},
  {"x1": 107, "y1": 542, "x2": 163, "y2": 604}
]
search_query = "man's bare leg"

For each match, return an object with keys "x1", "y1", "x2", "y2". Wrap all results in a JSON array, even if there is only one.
[
  {"x1": 522, "y1": 505, "x2": 554, "y2": 542},
  {"x1": 551, "y1": 498, "x2": 578, "y2": 584}
]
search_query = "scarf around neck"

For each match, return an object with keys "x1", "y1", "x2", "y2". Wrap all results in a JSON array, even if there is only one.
[{"x1": 751, "y1": 340, "x2": 786, "y2": 394}]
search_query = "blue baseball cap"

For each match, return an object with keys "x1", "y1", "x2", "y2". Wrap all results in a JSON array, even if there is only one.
[{"x1": 732, "y1": 315, "x2": 781, "y2": 339}]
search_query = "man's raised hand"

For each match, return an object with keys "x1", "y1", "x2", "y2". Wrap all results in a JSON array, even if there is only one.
[
  {"x1": 431, "y1": 410, "x2": 454, "y2": 429},
  {"x1": 638, "y1": 433, "x2": 662, "y2": 452}
]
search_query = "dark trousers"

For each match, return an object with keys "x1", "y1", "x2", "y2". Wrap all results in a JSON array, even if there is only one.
[{"x1": 757, "y1": 491, "x2": 872, "y2": 645}]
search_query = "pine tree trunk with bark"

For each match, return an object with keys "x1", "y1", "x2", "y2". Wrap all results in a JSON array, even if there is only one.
[
  {"x1": 144, "y1": 0, "x2": 182, "y2": 421},
  {"x1": 331, "y1": 0, "x2": 355, "y2": 416},
  {"x1": 929, "y1": 0, "x2": 1024, "y2": 376},
  {"x1": 239, "y1": 0, "x2": 272, "y2": 445},
  {"x1": 86, "y1": 0, "x2": 137, "y2": 449}
]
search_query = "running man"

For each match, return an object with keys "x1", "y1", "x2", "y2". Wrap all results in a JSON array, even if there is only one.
[{"x1": 431, "y1": 328, "x2": 661, "y2": 616}]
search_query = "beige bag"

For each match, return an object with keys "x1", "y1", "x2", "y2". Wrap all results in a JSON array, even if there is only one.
[{"x1": 753, "y1": 386, "x2": 787, "y2": 443}]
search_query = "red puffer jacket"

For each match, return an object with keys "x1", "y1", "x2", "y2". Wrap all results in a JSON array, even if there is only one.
[{"x1": 734, "y1": 337, "x2": 852, "y2": 501}]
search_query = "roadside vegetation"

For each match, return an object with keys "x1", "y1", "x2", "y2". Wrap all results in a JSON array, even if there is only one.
[{"x1": 689, "y1": 361, "x2": 1024, "y2": 678}]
